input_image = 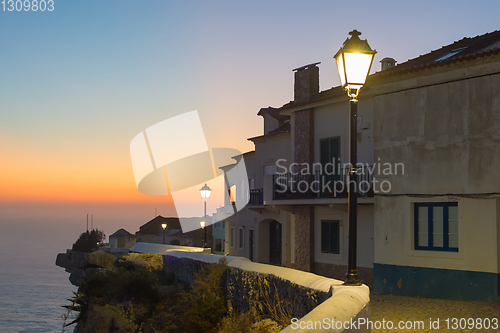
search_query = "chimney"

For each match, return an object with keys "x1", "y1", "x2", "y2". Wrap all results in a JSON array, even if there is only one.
[
  {"x1": 293, "y1": 62, "x2": 320, "y2": 103},
  {"x1": 380, "y1": 57, "x2": 397, "y2": 71}
]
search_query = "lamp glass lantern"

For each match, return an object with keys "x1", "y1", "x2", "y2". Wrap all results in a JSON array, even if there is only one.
[
  {"x1": 161, "y1": 223, "x2": 167, "y2": 244},
  {"x1": 200, "y1": 221, "x2": 206, "y2": 229},
  {"x1": 200, "y1": 184, "x2": 212, "y2": 199},
  {"x1": 334, "y1": 30, "x2": 376, "y2": 99}
]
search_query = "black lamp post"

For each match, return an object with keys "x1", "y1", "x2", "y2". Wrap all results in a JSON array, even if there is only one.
[
  {"x1": 200, "y1": 220, "x2": 206, "y2": 247},
  {"x1": 334, "y1": 30, "x2": 376, "y2": 285},
  {"x1": 161, "y1": 223, "x2": 167, "y2": 244},
  {"x1": 199, "y1": 183, "x2": 212, "y2": 248}
]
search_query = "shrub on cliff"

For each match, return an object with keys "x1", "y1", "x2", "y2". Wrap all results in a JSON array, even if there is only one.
[
  {"x1": 72, "y1": 229, "x2": 105, "y2": 253},
  {"x1": 182, "y1": 258, "x2": 228, "y2": 332},
  {"x1": 80, "y1": 268, "x2": 161, "y2": 304},
  {"x1": 64, "y1": 256, "x2": 236, "y2": 333},
  {"x1": 114, "y1": 253, "x2": 163, "y2": 272},
  {"x1": 84, "y1": 251, "x2": 117, "y2": 270}
]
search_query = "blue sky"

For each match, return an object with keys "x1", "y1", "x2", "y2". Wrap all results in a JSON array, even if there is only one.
[
  {"x1": 1, "y1": 0, "x2": 499, "y2": 227},
  {"x1": 2, "y1": 1, "x2": 499, "y2": 149}
]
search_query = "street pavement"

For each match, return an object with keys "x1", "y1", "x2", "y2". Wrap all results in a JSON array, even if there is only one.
[{"x1": 370, "y1": 293, "x2": 500, "y2": 332}]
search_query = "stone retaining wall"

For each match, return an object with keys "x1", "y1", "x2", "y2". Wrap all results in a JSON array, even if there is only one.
[{"x1": 162, "y1": 251, "x2": 370, "y2": 332}]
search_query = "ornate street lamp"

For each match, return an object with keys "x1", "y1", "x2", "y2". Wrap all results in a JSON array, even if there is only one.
[
  {"x1": 334, "y1": 30, "x2": 376, "y2": 285},
  {"x1": 199, "y1": 184, "x2": 211, "y2": 248},
  {"x1": 200, "y1": 183, "x2": 212, "y2": 200},
  {"x1": 334, "y1": 30, "x2": 376, "y2": 100},
  {"x1": 161, "y1": 223, "x2": 167, "y2": 244}
]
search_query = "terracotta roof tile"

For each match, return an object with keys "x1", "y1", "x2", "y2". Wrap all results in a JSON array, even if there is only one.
[
  {"x1": 274, "y1": 31, "x2": 500, "y2": 111},
  {"x1": 257, "y1": 107, "x2": 290, "y2": 122},
  {"x1": 375, "y1": 30, "x2": 500, "y2": 78}
]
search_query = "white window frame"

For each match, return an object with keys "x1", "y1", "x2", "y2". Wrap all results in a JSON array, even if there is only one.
[{"x1": 315, "y1": 213, "x2": 344, "y2": 263}]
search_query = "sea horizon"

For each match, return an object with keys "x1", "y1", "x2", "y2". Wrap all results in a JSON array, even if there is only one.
[{"x1": 0, "y1": 204, "x2": 161, "y2": 333}]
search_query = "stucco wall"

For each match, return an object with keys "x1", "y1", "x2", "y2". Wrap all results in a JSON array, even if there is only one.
[
  {"x1": 224, "y1": 202, "x2": 290, "y2": 265},
  {"x1": 110, "y1": 235, "x2": 136, "y2": 249},
  {"x1": 314, "y1": 205, "x2": 373, "y2": 269},
  {"x1": 374, "y1": 196, "x2": 498, "y2": 272},
  {"x1": 372, "y1": 59, "x2": 500, "y2": 301},
  {"x1": 314, "y1": 99, "x2": 374, "y2": 167},
  {"x1": 373, "y1": 70, "x2": 500, "y2": 194},
  {"x1": 224, "y1": 130, "x2": 292, "y2": 266},
  {"x1": 372, "y1": 63, "x2": 500, "y2": 272},
  {"x1": 497, "y1": 199, "x2": 500, "y2": 275},
  {"x1": 373, "y1": 196, "x2": 499, "y2": 301},
  {"x1": 253, "y1": 133, "x2": 291, "y2": 193}
]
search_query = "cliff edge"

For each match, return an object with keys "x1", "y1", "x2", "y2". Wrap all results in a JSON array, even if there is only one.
[{"x1": 55, "y1": 250, "x2": 118, "y2": 286}]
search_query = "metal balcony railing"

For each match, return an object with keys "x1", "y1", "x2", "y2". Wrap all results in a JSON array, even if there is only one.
[{"x1": 249, "y1": 189, "x2": 263, "y2": 206}]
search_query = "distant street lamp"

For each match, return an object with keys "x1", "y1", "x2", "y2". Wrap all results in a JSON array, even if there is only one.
[
  {"x1": 161, "y1": 223, "x2": 167, "y2": 244},
  {"x1": 199, "y1": 184, "x2": 212, "y2": 248},
  {"x1": 334, "y1": 30, "x2": 376, "y2": 286},
  {"x1": 200, "y1": 220, "x2": 206, "y2": 247}
]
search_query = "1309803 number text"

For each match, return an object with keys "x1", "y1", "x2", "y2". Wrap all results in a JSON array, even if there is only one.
[{"x1": 1, "y1": 0, "x2": 54, "y2": 11}]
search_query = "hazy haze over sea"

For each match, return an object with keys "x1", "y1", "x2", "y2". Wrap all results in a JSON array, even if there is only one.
[
  {"x1": 0, "y1": 203, "x2": 161, "y2": 333},
  {"x1": 0, "y1": 219, "x2": 77, "y2": 332}
]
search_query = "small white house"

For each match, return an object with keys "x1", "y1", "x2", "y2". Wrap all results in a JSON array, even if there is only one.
[{"x1": 109, "y1": 228, "x2": 136, "y2": 249}]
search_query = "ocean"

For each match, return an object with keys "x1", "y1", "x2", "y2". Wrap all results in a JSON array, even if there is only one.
[
  {"x1": 0, "y1": 219, "x2": 78, "y2": 333},
  {"x1": 0, "y1": 203, "x2": 160, "y2": 333}
]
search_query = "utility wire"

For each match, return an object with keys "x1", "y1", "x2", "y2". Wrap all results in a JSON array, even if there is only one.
[{"x1": 375, "y1": 193, "x2": 500, "y2": 199}]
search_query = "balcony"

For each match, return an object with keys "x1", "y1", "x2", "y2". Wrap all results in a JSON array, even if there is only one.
[
  {"x1": 272, "y1": 166, "x2": 374, "y2": 200},
  {"x1": 249, "y1": 189, "x2": 264, "y2": 206}
]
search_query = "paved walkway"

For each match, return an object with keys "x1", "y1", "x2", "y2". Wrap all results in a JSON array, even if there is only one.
[{"x1": 370, "y1": 293, "x2": 500, "y2": 333}]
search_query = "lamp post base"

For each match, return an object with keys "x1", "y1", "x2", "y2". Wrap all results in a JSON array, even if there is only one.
[{"x1": 343, "y1": 271, "x2": 361, "y2": 286}]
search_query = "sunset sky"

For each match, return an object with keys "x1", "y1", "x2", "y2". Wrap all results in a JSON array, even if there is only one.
[{"x1": 1, "y1": 0, "x2": 499, "y2": 233}]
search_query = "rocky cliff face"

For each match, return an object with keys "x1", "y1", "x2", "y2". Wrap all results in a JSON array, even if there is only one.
[
  {"x1": 56, "y1": 250, "x2": 87, "y2": 286},
  {"x1": 56, "y1": 250, "x2": 290, "y2": 333},
  {"x1": 55, "y1": 250, "x2": 118, "y2": 286},
  {"x1": 55, "y1": 250, "x2": 174, "y2": 333}
]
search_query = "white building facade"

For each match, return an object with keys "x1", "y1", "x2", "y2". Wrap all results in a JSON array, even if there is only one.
[
  {"x1": 220, "y1": 31, "x2": 500, "y2": 302},
  {"x1": 372, "y1": 32, "x2": 500, "y2": 302}
]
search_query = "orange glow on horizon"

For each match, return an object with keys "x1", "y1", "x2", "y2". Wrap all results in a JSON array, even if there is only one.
[{"x1": 0, "y1": 143, "x2": 224, "y2": 211}]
